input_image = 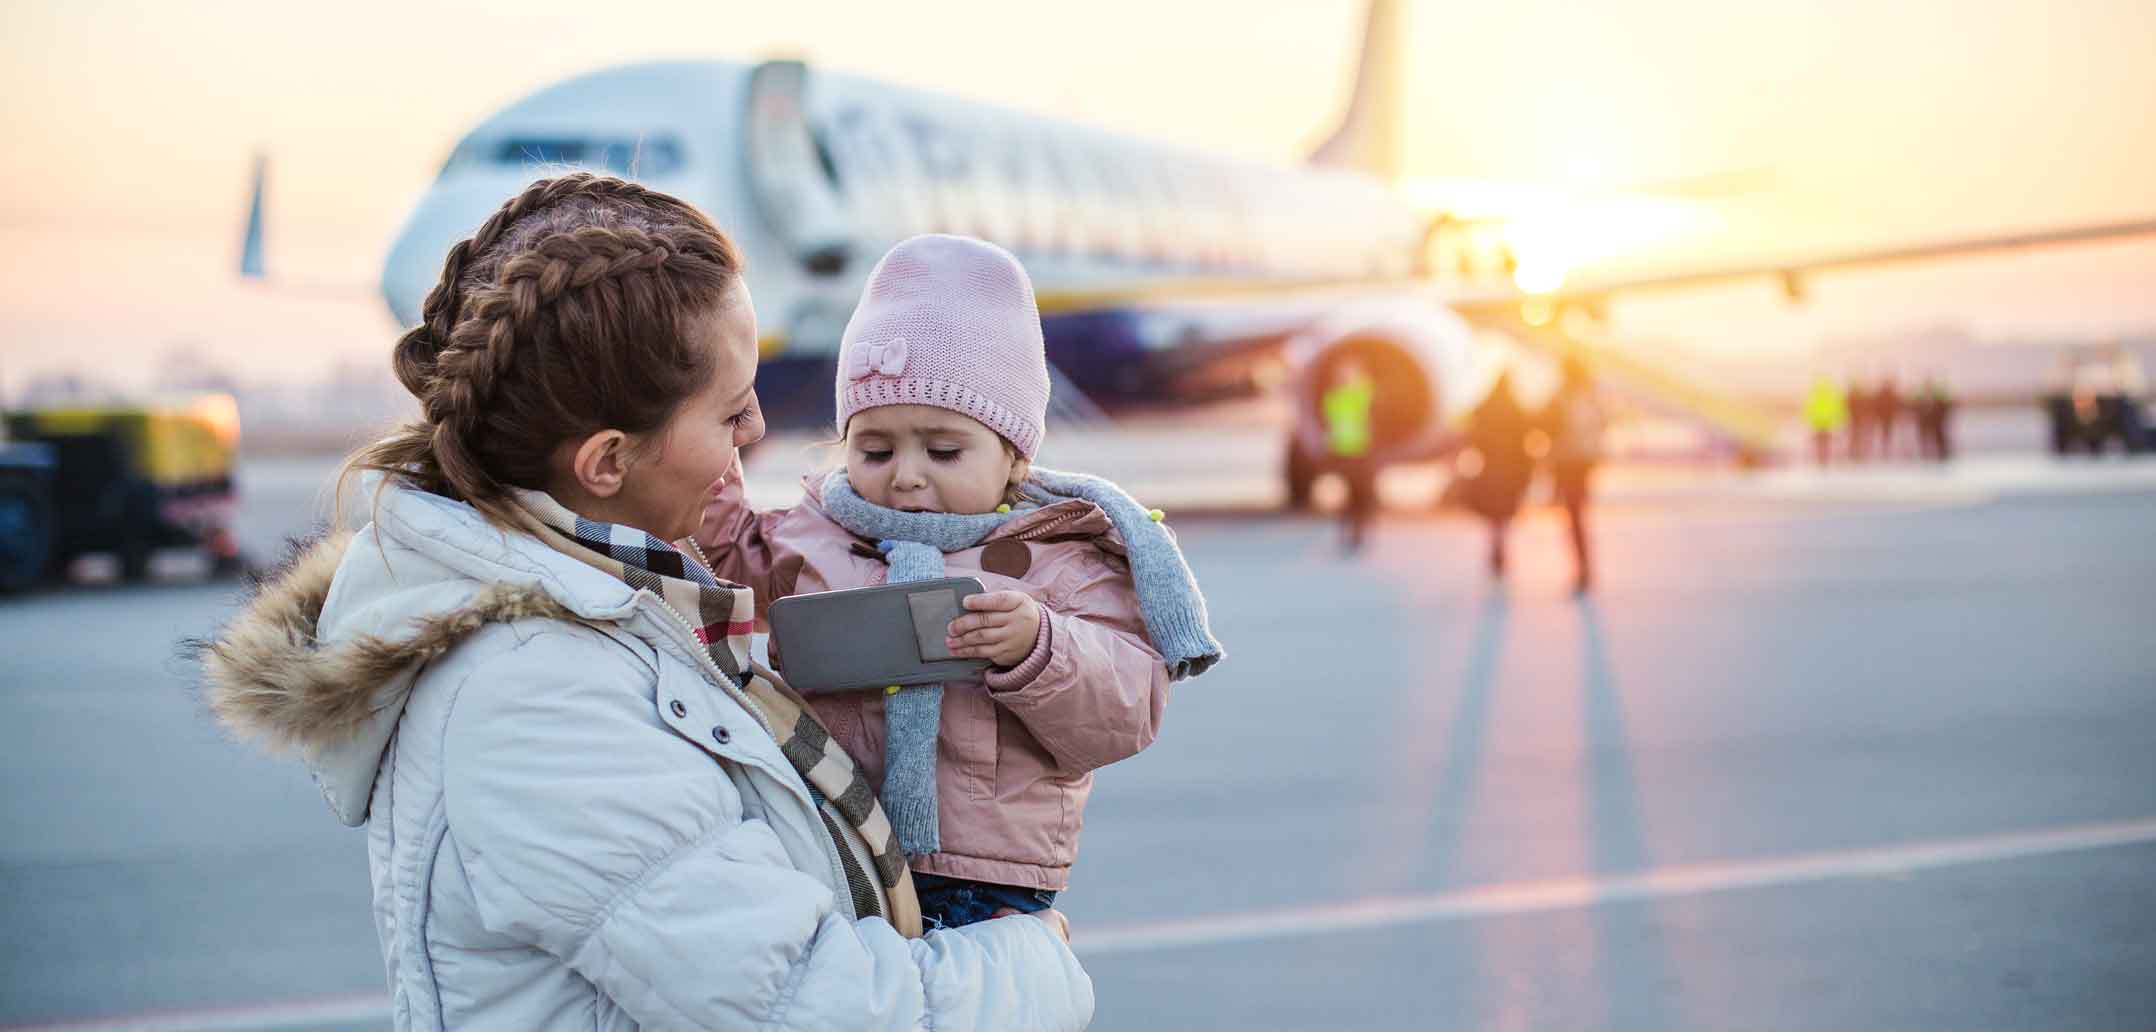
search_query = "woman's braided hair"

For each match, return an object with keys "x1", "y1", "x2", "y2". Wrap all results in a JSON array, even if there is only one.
[{"x1": 342, "y1": 173, "x2": 744, "y2": 529}]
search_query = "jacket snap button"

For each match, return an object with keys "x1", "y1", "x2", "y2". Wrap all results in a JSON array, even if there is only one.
[
  {"x1": 669, "y1": 700, "x2": 688, "y2": 719},
  {"x1": 711, "y1": 725, "x2": 731, "y2": 745}
]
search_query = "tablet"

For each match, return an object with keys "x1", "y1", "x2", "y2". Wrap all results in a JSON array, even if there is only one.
[{"x1": 766, "y1": 577, "x2": 991, "y2": 693}]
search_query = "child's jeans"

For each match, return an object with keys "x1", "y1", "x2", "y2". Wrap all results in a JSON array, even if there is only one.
[{"x1": 912, "y1": 872, "x2": 1059, "y2": 930}]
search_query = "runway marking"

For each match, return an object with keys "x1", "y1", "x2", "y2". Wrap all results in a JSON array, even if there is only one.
[
  {"x1": 16, "y1": 817, "x2": 2156, "y2": 1031},
  {"x1": 1074, "y1": 815, "x2": 2156, "y2": 955}
]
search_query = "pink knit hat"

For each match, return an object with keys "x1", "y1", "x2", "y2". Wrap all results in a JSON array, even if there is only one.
[{"x1": 835, "y1": 235, "x2": 1051, "y2": 459}]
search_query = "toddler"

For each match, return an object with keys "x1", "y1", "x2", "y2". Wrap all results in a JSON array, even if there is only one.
[{"x1": 698, "y1": 234, "x2": 1221, "y2": 928}]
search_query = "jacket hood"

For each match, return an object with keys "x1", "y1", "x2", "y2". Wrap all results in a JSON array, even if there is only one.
[
  {"x1": 198, "y1": 531, "x2": 575, "y2": 755},
  {"x1": 195, "y1": 480, "x2": 662, "y2": 825}
]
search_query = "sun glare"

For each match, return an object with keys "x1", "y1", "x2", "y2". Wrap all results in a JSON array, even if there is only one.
[
  {"x1": 1405, "y1": 177, "x2": 1717, "y2": 293},
  {"x1": 1504, "y1": 195, "x2": 1707, "y2": 293}
]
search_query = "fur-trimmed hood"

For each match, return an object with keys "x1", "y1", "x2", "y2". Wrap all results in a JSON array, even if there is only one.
[
  {"x1": 199, "y1": 531, "x2": 576, "y2": 754},
  {"x1": 195, "y1": 480, "x2": 663, "y2": 825}
]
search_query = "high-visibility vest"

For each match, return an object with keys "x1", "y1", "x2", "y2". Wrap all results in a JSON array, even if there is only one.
[
  {"x1": 1323, "y1": 379, "x2": 1375, "y2": 458},
  {"x1": 1805, "y1": 380, "x2": 1849, "y2": 432}
]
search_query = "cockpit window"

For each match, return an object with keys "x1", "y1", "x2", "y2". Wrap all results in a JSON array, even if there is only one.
[{"x1": 444, "y1": 135, "x2": 685, "y2": 178}]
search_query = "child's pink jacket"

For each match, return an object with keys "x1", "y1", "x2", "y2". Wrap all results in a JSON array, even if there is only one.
[{"x1": 699, "y1": 474, "x2": 1170, "y2": 890}]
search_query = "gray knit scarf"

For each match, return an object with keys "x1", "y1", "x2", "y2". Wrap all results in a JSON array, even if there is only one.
[{"x1": 817, "y1": 467, "x2": 1223, "y2": 855}]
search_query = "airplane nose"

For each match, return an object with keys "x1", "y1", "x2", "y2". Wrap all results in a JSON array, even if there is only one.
[
  {"x1": 380, "y1": 246, "x2": 433, "y2": 328},
  {"x1": 380, "y1": 175, "x2": 544, "y2": 326}
]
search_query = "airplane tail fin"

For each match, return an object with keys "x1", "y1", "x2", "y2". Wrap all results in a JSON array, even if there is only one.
[
  {"x1": 228, "y1": 154, "x2": 373, "y2": 302},
  {"x1": 1308, "y1": 0, "x2": 1404, "y2": 182},
  {"x1": 239, "y1": 154, "x2": 267, "y2": 280}
]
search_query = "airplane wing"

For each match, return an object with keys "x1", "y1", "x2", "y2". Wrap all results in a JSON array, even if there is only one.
[
  {"x1": 1444, "y1": 216, "x2": 2156, "y2": 313},
  {"x1": 1435, "y1": 215, "x2": 2156, "y2": 459}
]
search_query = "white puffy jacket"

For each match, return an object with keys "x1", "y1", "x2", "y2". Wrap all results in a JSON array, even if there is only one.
[{"x1": 201, "y1": 482, "x2": 1093, "y2": 1030}]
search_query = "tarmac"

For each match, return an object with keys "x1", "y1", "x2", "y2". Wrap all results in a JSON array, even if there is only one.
[{"x1": 3, "y1": 439, "x2": 2153, "y2": 1030}]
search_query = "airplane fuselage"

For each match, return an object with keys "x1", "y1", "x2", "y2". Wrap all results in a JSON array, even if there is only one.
[{"x1": 381, "y1": 59, "x2": 1446, "y2": 429}]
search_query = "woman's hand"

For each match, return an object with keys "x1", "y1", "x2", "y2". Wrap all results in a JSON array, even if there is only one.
[
  {"x1": 946, "y1": 591, "x2": 1042, "y2": 668},
  {"x1": 995, "y1": 906, "x2": 1071, "y2": 943}
]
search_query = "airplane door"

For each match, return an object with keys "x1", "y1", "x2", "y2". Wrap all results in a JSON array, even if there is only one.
[{"x1": 742, "y1": 60, "x2": 853, "y2": 276}]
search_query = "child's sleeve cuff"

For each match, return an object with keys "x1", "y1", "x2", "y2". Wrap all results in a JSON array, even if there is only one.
[{"x1": 984, "y1": 611, "x2": 1054, "y2": 691}]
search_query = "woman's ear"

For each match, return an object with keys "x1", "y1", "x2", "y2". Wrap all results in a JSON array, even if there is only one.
[
  {"x1": 569, "y1": 429, "x2": 634, "y2": 498},
  {"x1": 1007, "y1": 455, "x2": 1032, "y2": 487}
]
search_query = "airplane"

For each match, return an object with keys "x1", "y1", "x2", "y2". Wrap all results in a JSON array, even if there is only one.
[{"x1": 251, "y1": 0, "x2": 2156, "y2": 506}]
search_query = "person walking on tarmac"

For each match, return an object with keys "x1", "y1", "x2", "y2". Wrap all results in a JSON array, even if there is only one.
[
  {"x1": 1805, "y1": 374, "x2": 1850, "y2": 467},
  {"x1": 1915, "y1": 375, "x2": 1956, "y2": 462},
  {"x1": 1875, "y1": 375, "x2": 1904, "y2": 460},
  {"x1": 1847, "y1": 377, "x2": 1876, "y2": 463},
  {"x1": 1542, "y1": 356, "x2": 1606, "y2": 595},
  {"x1": 1319, "y1": 358, "x2": 1380, "y2": 553},
  {"x1": 1463, "y1": 371, "x2": 1535, "y2": 580}
]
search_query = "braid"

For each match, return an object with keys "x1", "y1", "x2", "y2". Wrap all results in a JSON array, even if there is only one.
[
  {"x1": 433, "y1": 224, "x2": 701, "y2": 414},
  {"x1": 346, "y1": 172, "x2": 741, "y2": 530},
  {"x1": 393, "y1": 173, "x2": 717, "y2": 396}
]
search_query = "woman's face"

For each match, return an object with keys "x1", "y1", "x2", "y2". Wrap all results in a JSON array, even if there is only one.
[
  {"x1": 844, "y1": 405, "x2": 1026, "y2": 515},
  {"x1": 611, "y1": 282, "x2": 765, "y2": 541}
]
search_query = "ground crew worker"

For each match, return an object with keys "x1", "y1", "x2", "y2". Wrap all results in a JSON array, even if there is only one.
[
  {"x1": 1322, "y1": 359, "x2": 1379, "y2": 553},
  {"x1": 1805, "y1": 375, "x2": 1850, "y2": 467}
]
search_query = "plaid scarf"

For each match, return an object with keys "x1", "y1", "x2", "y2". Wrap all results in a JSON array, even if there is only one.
[
  {"x1": 510, "y1": 490, "x2": 755, "y2": 678},
  {"x1": 509, "y1": 490, "x2": 921, "y2": 938}
]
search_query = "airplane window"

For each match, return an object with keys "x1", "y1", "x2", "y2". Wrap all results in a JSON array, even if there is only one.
[
  {"x1": 831, "y1": 107, "x2": 900, "y2": 189},
  {"x1": 1042, "y1": 145, "x2": 1078, "y2": 198},
  {"x1": 1094, "y1": 151, "x2": 1139, "y2": 199},
  {"x1": 488, "y1": 136, "x2": 684, "y2": 177},
  {"x1": 625, "y1": 138, "x2": 683, "y2": 177},
  {"x1": 900, "y1": 116, "x2": 970, "y2": 182},
  {"x1": 496, "y1": 138, "x2": 589, "y2": 166},
  {"x1": 985, "y1": 125, "x2": 1034, "y2": 198}
]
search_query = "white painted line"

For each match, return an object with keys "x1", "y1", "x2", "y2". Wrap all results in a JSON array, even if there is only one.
[
  {"x1": 9, "y1": 993, "x2": 388, "y2": 1032},
  {"x1": 20, "y1": 817, "x2": 2156, "y2": 1031},
  {"x1": 1074, "y1": 816, "x2": 2156, "y2": 955}
]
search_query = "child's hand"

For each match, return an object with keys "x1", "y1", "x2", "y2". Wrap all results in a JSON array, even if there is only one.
[
  {"x1": 946, "y1": 591, "x2": 1041, "y2": 668},
  {"x1": 996, "y1": 906, "x2": 1071, "y2": 943}
]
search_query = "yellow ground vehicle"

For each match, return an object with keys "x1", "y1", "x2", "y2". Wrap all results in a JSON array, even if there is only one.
[{"x1": 1, "y1": 394, "x2": 242, "y2": 585}]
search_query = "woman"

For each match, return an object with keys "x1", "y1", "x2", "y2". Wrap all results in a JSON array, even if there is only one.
[{"x1": 197, "y1": 174, "x2": 1091, "y2": 1030}]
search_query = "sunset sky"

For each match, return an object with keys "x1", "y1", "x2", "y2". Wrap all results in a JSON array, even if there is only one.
[{"x1": 3, "y1": 0, "x2": 2153, "y2": 394}]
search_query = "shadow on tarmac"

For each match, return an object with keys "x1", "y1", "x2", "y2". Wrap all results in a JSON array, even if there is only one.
[{"x1": 1582, "y1": 600, "x2": 1684, "y2": 1029}]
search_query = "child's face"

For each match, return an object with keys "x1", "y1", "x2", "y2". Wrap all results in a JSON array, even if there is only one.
[{"x1": 844, "y1": 405, "x2": 1027, "y2": 515}]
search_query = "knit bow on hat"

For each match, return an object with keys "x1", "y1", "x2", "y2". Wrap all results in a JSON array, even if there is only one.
[{"x1": 845, "y1": 337, "x2": 908, "y2": 382}]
